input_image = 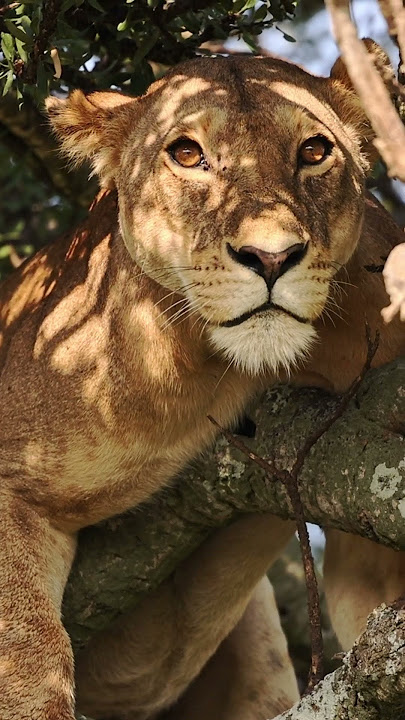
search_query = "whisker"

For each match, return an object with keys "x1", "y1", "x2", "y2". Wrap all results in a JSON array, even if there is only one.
[
  {"x1": 322, "y1": 309, "x2": 336, "y2": 327},
  {"x1": 199, "y1": 317, "x2": 211, "y2": 339},
  {"x1": 323, "y1": 301, "x2": 348, "y2": 325},
  {"x1": 214, "y1": 357, "x2": 235, "y2": 392},
  {"x1": 153, "y1": 282, "x2": 199, "y2": 309},
  {"x1": 326, "y1": 297, "x2": 348, "y2": 317},
  {"x1": 160, "y1": 296, "x2": 207, "y2": 331},
  {"x1": 155, "y1": 297, "x2": 189, "y2": 323},
  {"x1": 168, "y1": 298, "x2": 213, "y2": 332},
  {"x1": 160, "y1": 305, "x2": 191, "y2": 331}
]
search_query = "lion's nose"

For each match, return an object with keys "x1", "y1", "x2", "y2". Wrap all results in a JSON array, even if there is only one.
[{"x1": 227, "y1": 242, "x2": 307, "y2": 291}]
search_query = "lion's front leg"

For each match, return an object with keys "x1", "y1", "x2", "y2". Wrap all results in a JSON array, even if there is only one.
[
  {"x1": 324, "y1": 529, "x2": 405, "y2": 650},
  {"x1": 75, "y1": 514, "x2": 296, "y2": 720},
  {"x1": 159, "y1": 575, "x2": 299, "y2": 720},
  {"x1": 0, "y1": 491, "x2": 77, "y2": 720}
]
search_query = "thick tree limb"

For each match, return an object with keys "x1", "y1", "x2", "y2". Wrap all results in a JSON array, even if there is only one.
[
  {"x1": 63, "y1": 359, "x2": 405, "y2": 651},
  {"x1": 272, "y1": 600, "x2": 405, "y2": 720},
  {"x1": 210, "y1": 327, "x2": 379, "y2": 691},
  {"x1": 326, "y1": 0, "x2": 405, "y2": 180}
]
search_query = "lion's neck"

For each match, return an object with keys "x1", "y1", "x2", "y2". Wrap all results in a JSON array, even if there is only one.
[
  {"x1": 99, "y1": 214, "x2": 256, "y2": 445},
  {"x1": 293, "y1": 195, "x2": 405, "y2": 393}
]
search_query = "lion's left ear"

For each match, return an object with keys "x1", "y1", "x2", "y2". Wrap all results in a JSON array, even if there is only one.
[
  {"x1": 46, "y1": 90, "x2": 136, "y2": 186},
  {"x1": 329, "y1": 39, "x2": 396, "y2": 165}
]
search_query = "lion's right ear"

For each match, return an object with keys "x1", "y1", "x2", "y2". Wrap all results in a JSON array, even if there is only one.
[
  {"x1": 46, "y1": 90, "x2": 136, "y2": 186},
  {"x1": 329, "y1": 40, "x2": 396, "y2": 166}
]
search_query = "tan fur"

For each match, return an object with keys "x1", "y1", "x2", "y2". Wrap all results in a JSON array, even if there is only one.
[{"x1": 0, "y1": 44, "x2": 404, "y2": 719}]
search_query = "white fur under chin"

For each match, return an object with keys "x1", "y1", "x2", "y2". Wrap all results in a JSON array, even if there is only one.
[{"x1": 209, "y1": 314, "x2": 317, "y2": 375}]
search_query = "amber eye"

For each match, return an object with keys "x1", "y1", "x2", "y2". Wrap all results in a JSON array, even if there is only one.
[
  {"x1": 168, "y1": 138, "x2": 204, "y2": 168},
  {"x1": 299, "y1": 136, "x2": 332, "y2": 166}
]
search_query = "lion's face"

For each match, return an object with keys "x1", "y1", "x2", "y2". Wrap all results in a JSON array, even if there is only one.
[{"x1": 47, "y1": 53, "x2": 381, "y2": 374}]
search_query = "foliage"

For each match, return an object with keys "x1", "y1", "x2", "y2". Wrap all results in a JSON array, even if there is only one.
[
  {"x1": 0, "y1": 1, "x2": 296, "y2": 101},
  {"x1": 0, "y1": 0, "x2": 296, "y2": 280}
]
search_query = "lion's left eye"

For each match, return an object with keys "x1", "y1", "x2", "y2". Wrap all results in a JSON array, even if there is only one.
[
  {"x1": 168, "y1": 138, "x2": 204, "y2": 168},
  {"x1": 298, "y1": 136, "x2": 332, "y2": 166}
]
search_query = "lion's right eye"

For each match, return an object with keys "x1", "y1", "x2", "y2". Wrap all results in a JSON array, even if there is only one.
[{"x1": 167, "y1": 139, "x2": 204, "y2": 168}]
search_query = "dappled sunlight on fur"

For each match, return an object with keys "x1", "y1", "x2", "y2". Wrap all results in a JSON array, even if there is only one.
[{"x1": 0, "y1": 43, "x2": 404, "y2": 720}]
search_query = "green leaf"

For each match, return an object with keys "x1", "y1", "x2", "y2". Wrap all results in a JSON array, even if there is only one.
[
  {"x1": 129, "y1": 60, "x2": 155, "y2": 95},
  {"x1": 242, "y1": 29, "x2": 259, "y2": 52},
  {"x1": 36, "y1": 61, "x2": 50, "y2": 98},
  {"x1": 15, "y1": 38, "x2": 28, "y2": 62},
  {"x1": 87, "y1": 0, "x2": 105, "y2": 12},
  {"x1": 19, "y1": 15, "x2": 33, "y2": 37},
  {"x1": 60, "y1": 0, "x2": 78, "y2": 11},
  {"x1": 233, "y1": 0, "x2": 246, "y2": 12},
  {"x1": 275, "y1": 26, "x2": 296, "y2": 42},
  {"x1": 4, "y1": 20, "x2": 33, "y2": 47},
  {"x1": 133, "y1": 27, "x2": 159, "y2": 65},
  {"x1": 2, "y1": 70, "x2": 14, "y2": 96},
  {"x1": 254, "y1": 3, "x2": 268, "y2": 22},
  {"x1": 240, "y1": 0, "x2": 256, "y2": 10},
  {"x1": 1, "y1": 33, "x2": 15, "y2": 64},
  {"x1": 282, "y1": 31, "x2": 296, "y2": 42}
]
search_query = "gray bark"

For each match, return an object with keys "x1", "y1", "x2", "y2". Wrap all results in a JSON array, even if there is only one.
[
  {"x1": 63, "y1": 359, "x2": 405, "y2": 652},
  {"x1": 273, "y1": 601, "x2": 405, "y2": 720}
]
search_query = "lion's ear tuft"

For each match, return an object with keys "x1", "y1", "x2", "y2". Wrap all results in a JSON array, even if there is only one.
[
  {"x1": 330, "y1": 39, "x2": 395, "y2": 93},
  {"x1": 45, "y1": 90, "x2": 135, "y2": 186},
  {"x1": 329, "y1": 39, "x2": 396, "y2": 166}
]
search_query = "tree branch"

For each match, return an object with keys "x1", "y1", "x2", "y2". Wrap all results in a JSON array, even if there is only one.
[
  {"x1": 208, "y1": 327, "x2": 379, "y2": 692},
  {"x1": 378, "y1": 0, "x2": 405, "y2": 85},
  {"x1": 325, "y1": 0, "x2": 405, "y2": 180},
  {"x1": 272, "y1": 600, "x2": 405, "y2": 720},
  {"x1": 63, "y1": 359, "x2": 405, "y2": 652}
]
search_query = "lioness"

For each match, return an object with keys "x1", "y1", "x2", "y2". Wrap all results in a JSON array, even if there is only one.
[{"x1": 0, "y1": 42, "x2": 404, "y2": 720}]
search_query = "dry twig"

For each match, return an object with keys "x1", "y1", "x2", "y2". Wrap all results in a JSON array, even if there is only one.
[
  {"x1": 0, "y1": 2, "x2": 19, "y2": 13},
  {"x1": 378, "y1": 0, "x2": 405, "y2": 85},
  {"x1": 209, "y1": 325, "x2": 379, "y2": 692}
]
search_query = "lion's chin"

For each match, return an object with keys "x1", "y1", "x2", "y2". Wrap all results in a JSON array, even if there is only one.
[{"x1": 208, "y1": 312, "x2": 317, "y2": 376}]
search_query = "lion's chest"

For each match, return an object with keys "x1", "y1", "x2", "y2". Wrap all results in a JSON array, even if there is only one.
[{"x1": 3, "y1": 366, "x2": 251, "y2": 530}]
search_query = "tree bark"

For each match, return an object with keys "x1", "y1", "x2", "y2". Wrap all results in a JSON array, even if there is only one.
[
  {"x1": 273, "y1": 601, "x2": 405, "y2": 720},
  {"x1": 63, "y1": 359, "x2": 405, "y2": 652}
]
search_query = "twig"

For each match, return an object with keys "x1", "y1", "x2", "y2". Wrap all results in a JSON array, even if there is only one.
[
  {"x1": 379, "y1": 0, "x2": 405, "y2": 83},
  {"x1": 325, "y1": 0, "x2": 405, "y2": 180},
  {"x1": 207, "y1": 416, "x2": 277, "y2": 475},
  {"x1": 23, "y1": 0, "x2": 61, "y2": 84},
  {"x1": 0, "y1": 2, "x2": 19, "y2": 13},
  {"x1": 209, "y1": 324, "x2": 379, "y2": 692}
]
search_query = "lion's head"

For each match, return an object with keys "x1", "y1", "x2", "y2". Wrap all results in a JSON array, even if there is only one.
[{"x1": 46, "y1": 42, "x2": 392, "y2": 374}]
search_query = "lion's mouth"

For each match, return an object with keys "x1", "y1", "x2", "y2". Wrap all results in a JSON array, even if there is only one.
[{"x1": 218, "y1": 302, "x2": 310, "y2": 328}]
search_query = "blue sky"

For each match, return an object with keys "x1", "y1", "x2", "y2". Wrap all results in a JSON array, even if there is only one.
[{"x1": 228, "y1": 0, "x2": 397, "y2": 74}]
